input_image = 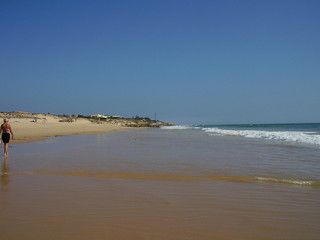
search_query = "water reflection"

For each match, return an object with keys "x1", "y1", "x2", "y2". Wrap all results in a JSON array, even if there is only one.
[{"x1": 1, "y1": 156, "x2": 9, "y2": 191}]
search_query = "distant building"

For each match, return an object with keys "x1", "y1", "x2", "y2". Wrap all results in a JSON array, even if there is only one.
[
  {"x1": 90, "y1": 114, "x2": 122, "y2": 119},
  {"x1": 91, "y1": 114, "x2": 109, "y2": 119}
]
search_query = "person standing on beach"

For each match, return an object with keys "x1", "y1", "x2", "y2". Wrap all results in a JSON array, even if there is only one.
[{"x1": 1, "y1": 119, "x2": 14, "y2": 157}]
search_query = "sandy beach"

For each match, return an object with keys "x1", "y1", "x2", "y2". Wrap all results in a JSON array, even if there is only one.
[
  {"x1": 1, "y1": 111, "x2": 173, "y2": 144},
  {"x1": 10, "y1": 117, "x2": 126, "y2": 143},
  {"x1": 6, "y1": 115, "x2": 125, "y2": 144}
]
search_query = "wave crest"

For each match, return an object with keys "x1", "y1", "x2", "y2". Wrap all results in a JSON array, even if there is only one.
[{"x1": 203, "y1": 128, "x2": 320, "y2": 146}]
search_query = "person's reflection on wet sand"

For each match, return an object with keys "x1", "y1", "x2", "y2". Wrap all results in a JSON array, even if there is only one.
[{"x1": 1, "y1": 156, "x2": 9, "y2": 191}]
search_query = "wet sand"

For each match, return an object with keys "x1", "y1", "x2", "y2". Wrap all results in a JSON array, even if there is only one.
[{"x1": 1, "y1": 130, "x2": 320, "y2": 239}]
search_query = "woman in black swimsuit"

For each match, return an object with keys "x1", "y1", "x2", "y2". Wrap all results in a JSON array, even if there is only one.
[{"x1": 1, "y1": 119, "x2": 14, "y2": 157}]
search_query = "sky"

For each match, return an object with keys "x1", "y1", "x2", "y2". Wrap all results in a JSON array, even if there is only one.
[{"x1": 0, "y1": 0, "x2": 319, "y2": 124}]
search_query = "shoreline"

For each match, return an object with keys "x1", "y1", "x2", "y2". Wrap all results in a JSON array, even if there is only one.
[{"x1": 2, "y1": 127, "x2": 319, "y2": 240}]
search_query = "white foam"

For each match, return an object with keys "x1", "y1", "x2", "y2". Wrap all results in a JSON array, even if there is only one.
[
  {"x1": 161, "y1": 125, "x2": 197, "y2": 130},
  {"x1": 255, "y1": 177, "x2": 316, "y2": 186},
  {"x1": 202, "y1": 128, "x2": 320, "y2": 146}
]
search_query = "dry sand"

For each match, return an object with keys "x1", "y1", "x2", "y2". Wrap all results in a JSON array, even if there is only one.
[{"x1": 4, "y1": 115, "x2": 126, "y2": 143}]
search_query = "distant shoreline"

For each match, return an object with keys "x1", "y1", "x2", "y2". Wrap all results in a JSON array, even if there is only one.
[{"x1": 0, "y1": 111, "x2": 173, "y2": 144}]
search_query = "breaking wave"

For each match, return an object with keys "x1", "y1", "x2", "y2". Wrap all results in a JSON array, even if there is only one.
[
  {"x1": 161, "y1": 125, "x2": 198, "y2": 130},
  {"x1": 202, "y1": 128, "x2": 320, "y2": 146}
]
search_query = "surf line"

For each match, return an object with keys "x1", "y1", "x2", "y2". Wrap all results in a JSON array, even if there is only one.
[{"x1": 18, "y1": 169, "x2": 320, "y2": 187}]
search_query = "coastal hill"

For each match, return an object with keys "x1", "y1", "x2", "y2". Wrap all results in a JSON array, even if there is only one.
[{"x1": 0, "y1": 111, "x2": 174, "y2": 143}]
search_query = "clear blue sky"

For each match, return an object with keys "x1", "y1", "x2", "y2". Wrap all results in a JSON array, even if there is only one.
[{"x1": 1, "y1": 0, "x2": 319, "y2": 124}]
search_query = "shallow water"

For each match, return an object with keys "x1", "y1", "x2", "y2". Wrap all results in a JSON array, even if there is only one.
[{"x1": 1, "y1": 129, "x2": 320, "y2": 239}]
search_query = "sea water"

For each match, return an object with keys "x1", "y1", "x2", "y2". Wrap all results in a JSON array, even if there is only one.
[{"x1": 163, "y1": 123, "x2": 320, "y2": 147}]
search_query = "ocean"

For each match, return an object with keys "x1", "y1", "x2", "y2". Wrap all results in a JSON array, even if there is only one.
[
  {"x1": 1, "y1": 125, "x2": 320, "y2": 239},
  {"x1": 163, "y1": 123, "x2": 320, "y2": 147}
]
